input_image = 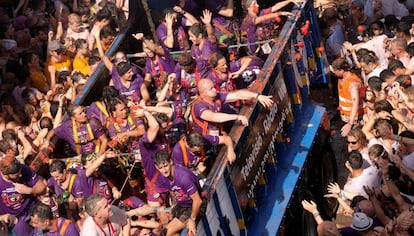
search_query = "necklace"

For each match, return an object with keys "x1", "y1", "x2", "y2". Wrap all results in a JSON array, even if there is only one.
[{"x1": 93, "y1": 219, "x2": 115, "y2": 236}]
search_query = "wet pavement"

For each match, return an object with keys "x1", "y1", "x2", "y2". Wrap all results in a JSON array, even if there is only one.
[{"x1": 308, "y1": 84, "x2": 349, "y2": 187}]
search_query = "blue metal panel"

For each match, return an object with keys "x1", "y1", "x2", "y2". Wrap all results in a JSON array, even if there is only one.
[{"x1": 247, "y1": 103, "x2": 326, "y2": 235}]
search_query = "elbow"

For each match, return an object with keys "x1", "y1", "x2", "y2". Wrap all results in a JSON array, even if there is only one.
[{"x1": 220, "y1": 9, "x2": 234, "y2": 17}]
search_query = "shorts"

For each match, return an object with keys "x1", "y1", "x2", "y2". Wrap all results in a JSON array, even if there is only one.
[{"x1": 171, "y1": 205, "x2": 192, "y2": 223}]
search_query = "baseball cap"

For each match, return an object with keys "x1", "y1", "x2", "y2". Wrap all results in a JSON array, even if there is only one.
[
  {"x1": 351, "y1": 212, "x2": 373, "y2": 231},
  {"x1": 48, "y1": 40, "x2": 65, "y2": 51}
]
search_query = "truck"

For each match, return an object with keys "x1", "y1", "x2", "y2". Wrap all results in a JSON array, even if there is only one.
[{"x1": 53, "y1": 0, "x2": 338, "y2": 235}]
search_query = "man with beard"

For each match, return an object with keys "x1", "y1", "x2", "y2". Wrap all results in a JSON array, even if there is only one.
[
  {"x1": 53, "y1": 104, "x2": 108, "y2": 156},
  {"x1": 0, "y1": 155, "x2": 46, "y2": 235},
  {"x1": 30, "y1": 202, "x2": 79, "y2": 236}
]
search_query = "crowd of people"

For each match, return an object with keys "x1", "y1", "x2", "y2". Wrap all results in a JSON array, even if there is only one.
[
  {"x1": 0, "y1": 0, "x2": 291, "y2": 235},
  {"x1": 302, "y1": 0, "x2": 414, "y2": 235}
]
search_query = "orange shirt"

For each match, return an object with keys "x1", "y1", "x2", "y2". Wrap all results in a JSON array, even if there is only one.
[{"x1": 73, "y1": 55, "x2": 90, "y2": 76}]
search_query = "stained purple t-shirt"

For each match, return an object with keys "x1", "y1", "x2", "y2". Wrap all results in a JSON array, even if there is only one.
[
  {"x1": 144, "y1": 49, "x2": 177, "y2": 89},
  {"x1": 206, "y1": 69, "x2": 234, "y2": 93},
  {"x1": 156, "y1": 17, "x2": 188, "y2": 51},
  {"x1": 76, "y1": 169, "x2": 112, "y2": 201},
  {"x1": 191, "y1": 93, "x2": 227, "y2": 134},
  {"x1": 107, "y1": 117, "x2": 143, "y2": 151},
  {"x1": 174, "y1": 63, "x2": 199, "y2": 97},
  {"x1": 47, "y1": 172, "x2": 85, "y2": 198},
  {"x1": 54, "y1": 118, "x2": 105, "y2": 154},
  {"x1": 32, "y1": 218, "x2": 79, "y2": 236},
  {"x1": 111, "y1": 66, "x2": 145, "y2": 104},
  {"x1": 156, "y1": 165, "x2": 199, "y2": 207},
  {"x1": 191, "y1": 39, "x2": 217, "y2": 77},
  {"x1": 240, "y1": 8, "x2": 273, "y2": 53},
  {"x1": 0, "y1": 165, "x2": 39, "y2": 216}
]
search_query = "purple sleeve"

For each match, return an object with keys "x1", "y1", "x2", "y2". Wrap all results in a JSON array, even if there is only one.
[
  {"x1": 63, "y1": 222, "x2": 80, "y2": 236},
  {"x1": 156, "y1": 24, "x2": 168, "y2": 45},
  {"x1": 72, "y1": 176, "x2": 85, "y2": 198},
  {"x1": 144, "y1": 57, "x2": 152, "y2": 74},
  {"x1": 47, "y1": 177, "x2": 55, "y2": 188},
  {"x1": 107, "y1": 124, "x2": 117, "y2": 139},
  {"x1": 179, "y1": 167, "x2": 198, "y2": 196},
  {"x1": 192, "y1": 102, "x2": 209, "y2": 119},
  {"x1": 229, "y1": 60, "x2": 241, "y2": 73},
  {"x1": 218, "y1": 92, "x2": 227, "y2": 103},
  {"x1": 54, "y1": 121, "x2": 70, "y2": 141},
  {"x1": 174, "y1": 63, "x2": 182, "y2": 83},
  {"x1": 172, "y1": 143, "x2": 185, "y2": 166},
  {"x1": 21, "y1": 165, "x2": 40, "y2": 187},
  {"x1": 126, "y1": 196, "x2": 146, "y2": 208},
  {"x1": 202, "y1": 134, "x2": 220, "y2": 146},
  {"x1": 89, "y1": 117, "x2": 105, "y2": 139}
]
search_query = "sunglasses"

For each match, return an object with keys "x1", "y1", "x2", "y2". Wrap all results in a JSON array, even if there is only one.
[
  {"x1": 347, "y1": 140, "x2": 358, "y2": 145},
  {"x1": 55, "y1": 49, "x2": 65, "y2": 55}
]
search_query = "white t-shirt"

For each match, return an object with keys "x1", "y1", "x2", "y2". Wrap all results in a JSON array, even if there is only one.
[
  {"x1": 80, "y1": 206, "x2": 127, "y2": 236},
  {"x1": 402, "y1": 151, "x2": 414, "y2": 172},
  {"x1": 344, "y1": 166, "x2": 381, "y2": 198},
  {"x1": 361, "y1": 34, "x2": 389, "y2": 69}
]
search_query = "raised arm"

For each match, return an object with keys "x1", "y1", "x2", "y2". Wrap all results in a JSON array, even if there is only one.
[
  {"x1": 200, "y1": 109, "x2": 248, "y2": 126},
  {"x1": 218, "y1": 0, "x2": 234, "y2": 17},
  {"x1": 93, "y1": 26, "x2": 114, "y2": 72},
  {"x1": 174, "y1": 6, "x2": 198, "y2": 26},
  {"x1": 226, "y1": 89, "x2": 273, "y2": 108},
  {"x1": 200, "y1": 10, "x2": 216, "y2": 44}
]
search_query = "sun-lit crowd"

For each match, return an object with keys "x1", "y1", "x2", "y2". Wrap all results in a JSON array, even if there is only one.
[{"x1": 0, "y1": 0, "x2": 297, "y2": 235}]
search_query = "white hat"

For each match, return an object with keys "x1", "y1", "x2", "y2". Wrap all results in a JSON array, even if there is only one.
[{"x1": 351, "y1": 212, "x2": 373, "y2": 231}]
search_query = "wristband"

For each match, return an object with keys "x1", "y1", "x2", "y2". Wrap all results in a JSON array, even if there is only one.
[
  {"x1": 339, "y1": 190, "x2": 346, "y2": 200},
  {"x1": 312, "y1": 211, "x2": 319, "y2": 217},
  {"x1": 190, "y1": 217, "x2": 196, "y2": 221}
]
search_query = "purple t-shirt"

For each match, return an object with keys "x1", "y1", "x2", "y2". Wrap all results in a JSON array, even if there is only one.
[
  {"x1": 107, "y1": 117, "x2": 143, "y2": 151},
  {"x1": 191, "y1": 39, "x2": 217, "y2": 77},
  {"x1": 32, "y1": 218, "x2": 79, "y2": 236},
  {"x1": 76, "y1": 169, "x2": 112, "y2": 201},
  {"x1": 144, "y1": 49, "x2": 176, "y2": 88},
  {"x1": 206, "y1": 69, "x2": 234, "y2": 93},
  {"x1": 240, "y1": 8, "x2": 273, "y2": 53},
  {"x1": 111, "y1": 66, "x2": 145, "y2": 104},
  {"x1": 86, "y1": 101, "x2": 110, "y2": 128},
  {"x1": 47, "y1": 172, "x2": 85, "y2": 198},
  {"x1": 139, "y1": 133, "x2": 166, "y2": 181},
  {"x1": 156, "y1": 165, "x2": 199, "y2": 207},
  {"x1": 156, "y1": 18, "x2": 188, "y2": 51},
  {"x1": 0, "y1": 165, "x2": 39, "y2": 217},
  {"x1": 230, "y1": 56, "x2": 263, "y2": 89},
  {"x1": 55, "y1": 118, "x2": 105, "y2": 154},
  {"x1": 191, "y1": 93, "x2": 227, "y2": 134},
  {"x1": 124, "y1": 196, "x2": 145, "y2": 209},
  {"x1": 174, "y1": 64, "x2": 199, "y2": 97}
]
